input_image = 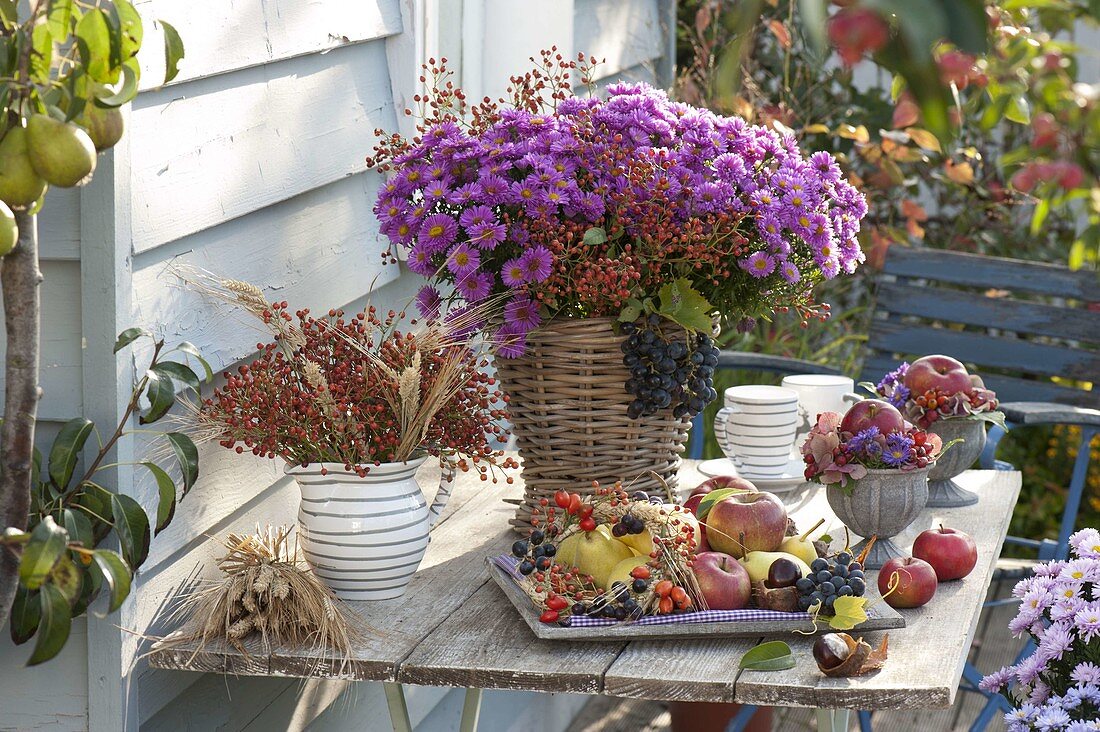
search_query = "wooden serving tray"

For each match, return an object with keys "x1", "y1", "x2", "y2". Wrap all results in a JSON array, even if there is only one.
[{"x1": 487, "y1": 557, "x2": 905, "y2": 641}]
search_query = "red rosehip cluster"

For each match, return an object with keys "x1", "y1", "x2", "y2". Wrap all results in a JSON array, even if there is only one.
[{"x1": 200, "y1": 301, "x2": 516, "y2": 480}]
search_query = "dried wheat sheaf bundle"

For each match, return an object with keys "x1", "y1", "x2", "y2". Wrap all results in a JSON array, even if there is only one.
[{"x1": 160, "y1": 526, "x2": 357, "y2": 670}]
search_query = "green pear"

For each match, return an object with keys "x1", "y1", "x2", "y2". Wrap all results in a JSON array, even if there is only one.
[
  {"x1": 0, "y1": 202, "x2": 18, "y2": 256},
  {"x1": 556, "y1": 524, "x2": 635, "y2": 590},
  {"x1": 606, "y1": 555, "x2": 649, "y2": 589},
  {"x1": 0, "y1": 127, "x2": 48, "y2": 208},
  {"x1": 25, "y1": 114, "x2": 97, "y2": 188},
  {"x1": 739, "y1": 550, "x2": 811, "y2": 584},
  {"x1": 778, "y1": 535, "x2": 820, "y2": 566},
  {"x1": 78, "y1": 104, "x2": 125, "y2": 151}
]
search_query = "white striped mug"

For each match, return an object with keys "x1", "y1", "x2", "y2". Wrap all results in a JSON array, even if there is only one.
[{"x1": 713, "y1": 385, "x2": 800, "y2": 479}]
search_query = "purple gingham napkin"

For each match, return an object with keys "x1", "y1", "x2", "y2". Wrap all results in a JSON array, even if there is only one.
[{"x1": 492, "y1": 554, "x2": 811, "y2": 627}]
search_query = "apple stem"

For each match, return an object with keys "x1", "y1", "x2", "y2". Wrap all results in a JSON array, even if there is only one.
[
  {"x1": 939, "y1": 523, "x2": 946, "y2": 533},
  {"x1": 799, "y1": 517, "x2": 826, "y2": 542}
]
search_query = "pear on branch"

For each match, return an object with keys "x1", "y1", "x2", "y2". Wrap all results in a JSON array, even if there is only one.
[
  {"x1": 0, "y1": 127, "x2": 48, "y2": 207},
  {"x1": 77, "y1": 104, "x2": 125, "y2": 152},
  {"x1": 25, "y1": 115, "x2": 97, "y2": 188},
  {"x1": 0, "y1": 202, "x2": 17, "y2": 256}
]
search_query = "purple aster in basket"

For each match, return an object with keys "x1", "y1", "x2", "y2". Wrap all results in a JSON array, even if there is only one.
[
  {"x1": 456, "y1": 271, "x2": 493, "y2": 302},
  {"x1": 742, "y1": 251, "x2": 776, "y2": 278},
  {"x1": 519, "y1": 246, "x2": 553, "y2": 283},
  {"x1": 779, "y1": 260, "x2": 801, "y2": 284},
  {"x1": 494, "y1": 326, "x2": 527, "y2": 359},
  {"x1": 418, "y1": 213, "x2": 458, "y2": 254},
  {"x1": 446, "y1": 243, "x2": 481, "y2": 277},
  {"x1": 504, "y1": 296, "x2": 542, "y2": 332},
  {"x1": 881, "y1": 433, "x2": 914, "y2": 468},
  {"x1": 501, "y1": 257, "x2": 526, "y2": 288},
  {"x1": 414, "y1": 285, "x2": 442, "y2": 321}
]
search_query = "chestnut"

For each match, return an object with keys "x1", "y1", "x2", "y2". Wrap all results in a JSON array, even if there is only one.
[
  {"x1": 813, "y1": 633, "x2": 851, "y2": 669},
  {"x1": 766, "y1": 558, "x2": 801, "y2": 589}
]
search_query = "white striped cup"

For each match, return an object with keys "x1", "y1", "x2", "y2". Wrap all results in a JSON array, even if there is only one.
[{"x1": 713, "y1": 385, "x2": 800, "y2": 479}]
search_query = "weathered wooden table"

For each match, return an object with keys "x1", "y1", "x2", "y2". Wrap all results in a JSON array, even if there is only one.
[{"x1": 149, "y1": 463, "x2": 1021, "y2": 732}]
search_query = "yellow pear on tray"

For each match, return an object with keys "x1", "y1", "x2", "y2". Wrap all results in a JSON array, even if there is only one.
[
  {"x1": 556, "y1": 524, "x2": 634, "y2": 590},
  {"x1": 740, "y1": 551, "x2": 812, "y2": 584}
]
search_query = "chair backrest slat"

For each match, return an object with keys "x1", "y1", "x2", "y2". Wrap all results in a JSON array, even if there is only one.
[
  {"x1": 866, "y1": 248, "x2": 1099, "y2": 410},
  {"x1": 876, "y1": 281, "x2": 1100, "y2": 345},
  {"x1": 883, "y1": 247, "x2": 1100, "y2": 300}
]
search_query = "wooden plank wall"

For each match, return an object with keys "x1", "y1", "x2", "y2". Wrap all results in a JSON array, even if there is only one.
[{"x1": 0, "y1": 1, "x2": 675, "y2": 730}]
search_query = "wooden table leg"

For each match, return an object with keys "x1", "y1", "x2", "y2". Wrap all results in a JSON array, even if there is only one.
[
  {"x1": 382, "y1": 682, "x2": 414, "y2": 732},
  {"x1": 815, "y1": 708, "x2": 850, "y2": 732},
  {"x1": 459, "y1": 687, "x2": 483, "y2": 732}
]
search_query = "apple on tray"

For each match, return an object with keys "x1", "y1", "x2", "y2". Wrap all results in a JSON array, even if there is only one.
[
  {"x1": 839, "y1": 398, "x2": 906, "y2": 435},
  {"x1": 684, "y1": 477, "x2": 757, "y2": 554},
  {"x1": 693, "y1": 551, "x2": 753, "y2": 610},
  {"x1": 705, "y1": 490, "x2": 787, "y2": 559},
  {"x1": 904, "y1": 354, "x2": 972, "y2": 396},
  {"x1": 912, "y1": 525, "x2": 978, "y2": 580},
  {"x1": 879, "y1": 556, "x2": 938, "y2": 608}
]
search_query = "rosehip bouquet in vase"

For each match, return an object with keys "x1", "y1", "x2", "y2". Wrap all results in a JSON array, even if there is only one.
[
  {"x1": 189, "y1": 276, "x2": 516, "y2": 601},
  {"x1": 368, "y1": 50, "x2": 868, "y2": 523},
  {"x1": 802, "y1": 400, "x2": 944, "y2": 568},
  {"x1": 981, "y1": 528, "x2": 1100, "y2": 731},
  {"x1": 867, "y1": 354, "x2": 1005, "y2": 507}
]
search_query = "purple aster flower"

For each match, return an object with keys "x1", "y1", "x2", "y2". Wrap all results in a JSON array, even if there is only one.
[
  {"x1": 477, "y1": 174, "x2": 510, "y2": 203},
  {"x1": 423, "y1": 179, "x2": 449, "y2": 202},
  {"x1": 414, "y1": 285, "x2": 442, "y2": 320},
  {"x1": 459, "y1": 205, "x2": 495, "y2": 230},
  {"x1": 446, "y1": 243, "x2": 480, "y2": 277},
  {"x1": 407, "y1": 245, "x2": 438, "y2": 276},
  {"x1": 1004, "y1": 704, "x2": 1039, "y2": 728},
  {"x1": 418, "y1": 213, "x2": 458, "y2": 254},
  {"x1": 779, "y1": 260, "x2": 801, "y2": 283},
  {"x1": 1071, "y1": 528, "x2": 1100, "y2": 558},
  {"x1": 456, "y1": 271, "x2": 493, "y2": 302},
  {"x1": 882, "y1": 434, "x2": 914, "y2": 468},
  {"x1": 1074, "y1": 662, "x2": 1100, "y2": 685},
  {"x1": 847, "y1": 427, "x2": 881, "y2": 458},
  {"x1": 1038, "y1": 621, "x2": 1074, "y2": 661},
  {"x1": 1062, "y1": 558, "x2": 1100, "y2": 583},
  {"x1": 501, "y1": 257, "x2": 527, "y2": 288},
  {"x1": 467, "y1": 221, "x2": 507, "y2": 250},
  {"x1": 494, "y1": 326, "x2": 527, "y2": 359},
  {"x1": 519, "y1": 246, "x2": 553, "y2": 283},
  {"x1": 1014, "y1": 653, "x2": 1047, "y2": 685},
  {"x1": 979, "y1": 666, "x2": 1015, "y2": 694},
  {"x1": 810, "y1": 151, "x2": 842, "y2": 182},
  {"x1": 1034, "y1": 706, "x2": 1069, "y2": 731},
  {"x1": 503, "y1": 296, "x2": 541, "y2": 331},
  {"x1": 741, "y1": 251, "x2": 776, "y2": 278}
]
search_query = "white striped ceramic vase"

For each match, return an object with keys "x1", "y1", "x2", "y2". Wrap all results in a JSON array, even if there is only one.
[{"x1": 286, "y1": 455, "x2": 456, "y2": 601}]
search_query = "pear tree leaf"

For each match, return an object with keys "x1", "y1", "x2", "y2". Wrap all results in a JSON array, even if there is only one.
[
  {"x1": 19, "y1": 517, "x2": 69, "y2": 590},
  {"x1": 739, "y1": 640, "x2": 796, "y2": 671},
  {"x1": 10, "y1": 585, "x2": 41, "y2": 644},
  {"x1": 48, "y1": 417, "x2": 94, "y2": 490},
  {"x1": 113, "y1": 327, "x2": 152, "y2": 353},
  {"x1": 165, "y1": 433, "x2": 199, "y2": 494},
  {"x1": 141, "y1": 461, "x2": 177, "y2": 534},
  {"x1": 28, "y1": 585, "x2": 72, "y2": 665},
  {"x1": 92, "y1": 549, "x2": 132, "y2": 613},
  {"x1": 161, "y1": 21, "x2": 185, "y2": 84}
]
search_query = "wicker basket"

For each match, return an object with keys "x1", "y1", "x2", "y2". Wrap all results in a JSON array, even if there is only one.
[{"x1": 495, "y1": 317, "x2": 692, "y2": 533}]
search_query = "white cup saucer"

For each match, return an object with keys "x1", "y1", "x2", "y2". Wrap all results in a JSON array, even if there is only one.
[{"x1": 697, "y1": 455, "x2": 809, "y2": 492}]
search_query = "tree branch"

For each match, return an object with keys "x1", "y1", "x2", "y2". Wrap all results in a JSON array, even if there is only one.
[{"x1": 0, "y1": 211, "x2": 42, "y2": 628}]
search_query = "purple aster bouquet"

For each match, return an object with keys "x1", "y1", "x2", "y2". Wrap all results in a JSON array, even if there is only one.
[
  {"x1": 368, "y1": 51, "x2": 868, "y2": 420},
  {"x1": 801, "y1": 411, "x2": 944, "y2": 491},
  {"x1": 865, "y1": 359, "x2": 1003, "y2": 430},
  {"x1": 980, "y1": 528, "x2": 1100, "y2": 731}
]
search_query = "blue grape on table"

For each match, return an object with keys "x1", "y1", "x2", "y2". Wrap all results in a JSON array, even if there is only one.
[{"x1": 797, "y1": 551, "x2": 866, "y2": 613}]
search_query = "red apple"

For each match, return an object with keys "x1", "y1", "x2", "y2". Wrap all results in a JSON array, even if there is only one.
[
  {"x1": 705, "y1": 491, "x2": 787, "y2": 559},
  {"x1": 904, "y1": 355, "x2": 972, "y2": 396},
  {"x1": 692, "y1": 551, "x2": 752, "y2": 610},
  {"x1": 690, "y1": 475, "x2": 758, "y2": 497},
  {"x1": 912, "y1": 525, "x2": 978, "y2": 581},
  {"x1": 839, "y1": 398, "x2": 906, "y2": 435},
  {"x1": 878, "y1": 556, "x2": 938, "y2": 608}
]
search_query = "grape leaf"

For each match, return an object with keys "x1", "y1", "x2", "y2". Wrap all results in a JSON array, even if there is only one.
[
  {"x1": 657, "y1": 278, "x2": 713, "y2": 332},
  {"x1": 829, "y1": 595, "x2": 869, "y2": 630}
]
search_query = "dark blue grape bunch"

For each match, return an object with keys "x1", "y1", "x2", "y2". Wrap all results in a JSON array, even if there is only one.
[
  {"x1": 795, "y1": 552, "x2": 866, "y2": 614},
  {"x1": 620, "y1": 315, "x2": 720, "y2": 420}
]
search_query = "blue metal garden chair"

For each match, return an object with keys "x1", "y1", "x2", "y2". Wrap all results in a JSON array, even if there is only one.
[{"x1": 697, "y1": 247, "x2": 1100, "y2": 732}]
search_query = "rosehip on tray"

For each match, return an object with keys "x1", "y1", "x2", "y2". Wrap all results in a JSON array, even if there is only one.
[{"x1": 539, "y1": 609, "x2": 560, "y2": 624}]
